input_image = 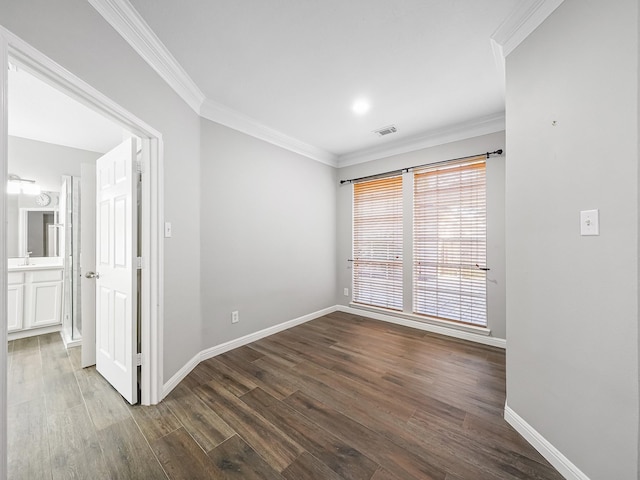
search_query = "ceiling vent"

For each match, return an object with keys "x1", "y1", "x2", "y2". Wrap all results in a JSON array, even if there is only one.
[{"x1": 374, "y1": 125, "x2": 397, "y2": 137}]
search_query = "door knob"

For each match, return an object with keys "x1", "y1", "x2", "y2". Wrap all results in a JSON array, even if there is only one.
[{"x1": 85, "y1": 271, "x2": 100, "y2": 279}]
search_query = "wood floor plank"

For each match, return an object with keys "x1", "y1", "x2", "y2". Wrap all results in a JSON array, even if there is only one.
[
  {"x1": 370, "y1": 467, "x2": 403, "y2": 480},
  {"x1": 67, "y1": 346, "x2": 82, "y2": 371},
  {"x1": 164, "y1": 390, "x2": 235, "y2": 452},
  {"x1": 281, "y1": 452, "x2": 345, "y2": 480},
  {"x1": 207, "y1": 434, "x2": 284, "y2": 480},
  {"x1": 97, "y1": 417, "x2": 168, "y2": 479},
  {"x1": 43, "y1": 371, "x2": 83, "y2": 415},
  {"x1": 8, "y1": 397, "x2": 52, "y2": 480},
  {"x1": 240, "y1": 387, "x2": 379, "y2": 480},
  {"x1": 218, "y1": 353, "x2": 298, "y2": 400},
  {"x1": 75, "y1": 366, "x2": 131, "y2": 430},
  {"x1": 246, "y1": 341, "x2": 302, "y2": 368},
  {"x1": 8, "y1": 315, "x2": 563, "y2": 480},
  {"x1": 151, "y1": 427, "x2": 223, "y2": 480},
  {"x1": 195, "y1": 357, "x2": 258, "y2": 396},
  {"x1": 8, "y1": 348, "x2": 41, "y2": 384},
  {"x1": 47, "y1": 403, "x2": 110, "y2": 479},
  {"x1": 129, "y1": 401, "x2": 182, "y2": 442},
  {"x1": 194, "y1": 381, "x2": 304, "y2": 472},
  {"x1": 284, "y1": 390, "x2": 447, "y2": 480}
]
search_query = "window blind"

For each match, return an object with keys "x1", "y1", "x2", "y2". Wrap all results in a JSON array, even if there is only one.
[
  {"x1": 413, "y1": 158, "x2": 487, "y2": 326},
  {"x1": 353, "y1": 175, "x2": 403, "y2": 310}
]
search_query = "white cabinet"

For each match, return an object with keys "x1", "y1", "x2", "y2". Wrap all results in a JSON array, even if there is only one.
[
  {"x1": 8, "y1": 267, "x2": 63, "y2": 334},
  {"x1": 8, "y1": 272, "x2": 24, "y2": 332}
]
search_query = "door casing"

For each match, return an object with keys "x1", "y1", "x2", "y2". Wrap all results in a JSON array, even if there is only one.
[{"x1": 0, "y1": 25, "x2": 165, "y2": 479}]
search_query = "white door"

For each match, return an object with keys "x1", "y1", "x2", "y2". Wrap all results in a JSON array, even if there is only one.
[
  {"x1": 94, "y1": 138, "x2": 138, "y2": 404},
  {"x1": 80, "y1": 163, "x2": 97, "y2": 368}
]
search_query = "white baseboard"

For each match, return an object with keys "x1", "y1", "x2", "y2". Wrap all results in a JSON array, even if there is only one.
[
  {"x1": 504, "y1": 403, "x2": 590, "y2": 480},
  {"x1": 162, "y1": 303, "x2": 507, "y2": 399},
  {"x1": 337, "y1": 305, "x2": 506, "y2": 349},
  {"x1": 162, "y1": 305, "x2": 337, "y2": 398},
  {"x1": 8, "y1": 324, "x2": 61, "y2": 341}
]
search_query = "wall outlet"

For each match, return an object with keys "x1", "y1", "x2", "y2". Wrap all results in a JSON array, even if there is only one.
[
  {"x1": 343, "y1": 288, "x2": 349, "y2": 296},
  {"x1": 231, "y1": 311, "x2": 239, "y2": 324}
]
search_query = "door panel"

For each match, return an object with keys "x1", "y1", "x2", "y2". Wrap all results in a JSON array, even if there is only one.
[{"x1": 94, "y1": 138, "x2": 138, "y2": 404}]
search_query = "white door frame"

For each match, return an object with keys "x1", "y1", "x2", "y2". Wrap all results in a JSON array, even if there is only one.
[{"x1": 0, "y1": 26, "x2": 165, "y2": 477}]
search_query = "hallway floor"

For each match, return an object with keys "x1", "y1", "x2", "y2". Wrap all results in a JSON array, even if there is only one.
[{"x1": 8, "y1": 313, "x2": 563, "y2": 479}]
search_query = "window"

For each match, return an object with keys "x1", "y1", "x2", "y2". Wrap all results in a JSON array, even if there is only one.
[
  {"x1": 352, "y1": 175, "x2": 403, "y2": 310},
  {"x1": 413, "y1": 158, "x2": 487, "y2": 326}
]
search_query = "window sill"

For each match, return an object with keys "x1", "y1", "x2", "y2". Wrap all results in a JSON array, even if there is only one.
[{"x1": 348, "y1": 303, "x2": 492, "y2": 337}]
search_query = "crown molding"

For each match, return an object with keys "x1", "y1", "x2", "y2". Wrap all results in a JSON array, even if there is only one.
[
  {"x1": 90, "y1": 0, "x2": 337, "y2": 166},
  {"x1": 200, "y1": 99, "x2": 338, "y2": 166},
  {"x1": 491, "y1": 0, "x2": 566, "y2": 58},
  {"x1": 88, "y1": 0, "x2": 512, "y2": 168},
  {"x1": 337, "y1": 112, "x2": 505, "y2": 168},
  {"x1": 88, "y1": 0, "x2": 205, "y2": 113}
]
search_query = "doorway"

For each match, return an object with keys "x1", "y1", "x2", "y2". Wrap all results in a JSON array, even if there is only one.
[{"x1": 1, "y1": 27, "x2": 164, "y2": 478}]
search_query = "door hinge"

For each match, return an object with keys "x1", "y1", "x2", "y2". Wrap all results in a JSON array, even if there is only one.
[
  {"x1": 136, "y1": 353, "x2": 143, "y2": 366},
  {"x1": 135, "y1": 160, "x2": 143, "y2": 174},
  {"x1": 136, "y1": 257, "x2": 143, "y2": 269}
]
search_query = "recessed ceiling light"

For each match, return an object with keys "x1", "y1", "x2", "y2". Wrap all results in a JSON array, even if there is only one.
[{"x1": 352, "y1": 99, "x2": 371, "y2": 115}]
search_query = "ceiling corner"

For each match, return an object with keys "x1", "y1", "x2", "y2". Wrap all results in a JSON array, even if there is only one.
[
  {"x1": 89, "y1": 0, "x2": 338, "y2": 167},
  {"x1": 337, "y1": 112, "x2": 505, "y2": 168},
  {"x1": 491, "y1": 0, "x2": 566, "y2": 57},
  {"x1": 88, "y1": 0, "x2": 206, "y2": 113},
  {"x1": 200, "y1": 99, "x2": 338, "y2": 167}
]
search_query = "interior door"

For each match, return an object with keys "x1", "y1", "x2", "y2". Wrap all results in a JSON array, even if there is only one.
[{"x1": 94, "y1": 137, "x2": 138, "y2": 404}]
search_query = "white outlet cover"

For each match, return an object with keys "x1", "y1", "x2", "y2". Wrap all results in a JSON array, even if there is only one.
[{"x1": 580, "y1": 209, "x2": 599, "y2": 236}]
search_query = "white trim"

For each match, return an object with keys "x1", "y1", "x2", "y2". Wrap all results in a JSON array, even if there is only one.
[
  {"x1": 2, "y1": 27, "x2": 164, "y2": 406},
  {"x1": 8, "y1": 324, "x2": 61, "y2": 341},
  {"x1": 161, "y1": 352, "x2": 199, "y2": 399},
  {"x1": 162, "y1": 306, "x2": 338, "y2": 398},
  {"x1": 0, "y1": 30, "x2": 9, "y2": 480},
  {"x1": 88, "y1": 0, "x2": 338, "y2": 166},
  {"x1": 338, "y1": 305, "x2": 506, "y2": 349},
  {"x1": 504, "y1": 404, "x2": 590, "y2": 480},
  {"x1": 491, "y1": 0, "x2": 566, "y2": 58},
  {"x1": 337, "y1": 113, "x2": 505, "y2": 168},
  {"x1": 163, "y1": 302, "x2": 506, "y2": 398},
  {"x1": 87, "y1": 0, "x2": 205, "y2": 113},
  {"x1": 200, "y1": 99, "x2": 337, "y2": 166}
]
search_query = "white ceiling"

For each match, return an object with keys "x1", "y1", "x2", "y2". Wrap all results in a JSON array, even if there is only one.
[
  {"x1": 125, "y1": 0, "x2": 518, "y2": 163},
  {"x1": 8, "y1": 66, "x2": 125, "y2": 154}
]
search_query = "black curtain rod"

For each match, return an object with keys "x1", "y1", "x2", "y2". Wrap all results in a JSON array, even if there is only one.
[{"x1": 339, "y1": 149, "x2": 503, "y2": 185}]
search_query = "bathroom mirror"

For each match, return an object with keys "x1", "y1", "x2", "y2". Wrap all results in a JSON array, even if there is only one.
[{"x1": 18, "y1": 208, "x2": 60, "y2": 258}]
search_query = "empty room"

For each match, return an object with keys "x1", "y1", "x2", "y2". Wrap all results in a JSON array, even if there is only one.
[{"x1": 0, "y1": 0, "x2": 638, "y2": 479}]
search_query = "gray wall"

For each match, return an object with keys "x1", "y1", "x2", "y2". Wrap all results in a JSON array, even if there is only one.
[
  {"x1": 8, "y1": 135, "x2": 100, "y2": 191},
  {"x1": 7, "y1": 136, "x2": 101, "y2": 257},
  {"x1": 1, "y1": 0, "x2": 203, "y2": 380},
  {"x1": 199, "y1": 119, "x2": 337, "y2": 345},
  {"x1": 337, "y1": 131, "x2": 506, "y2": 340},
  {"x1": 505, "y1": 0, "x2": 639, "y2": 478}
]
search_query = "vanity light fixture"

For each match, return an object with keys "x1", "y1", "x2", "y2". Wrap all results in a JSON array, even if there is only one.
[{"x1": 7, "y1": 174, "x2": 41, "y2": 195}]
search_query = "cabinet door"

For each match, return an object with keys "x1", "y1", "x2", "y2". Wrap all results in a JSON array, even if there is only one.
[
  {"x1": 7, "y1": 284, "x2": 24, "y2": 332},
  {"x1": 26, "y1": 281, "x2": 62, "y2": 328}
]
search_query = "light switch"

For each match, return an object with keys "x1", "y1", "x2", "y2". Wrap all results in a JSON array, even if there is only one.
[
  {"x1": 164, "y1": 222, "x2": 172, "y2": 238},
  {"x1": 580, "y1": 209, "x2": 599, "y2": 236}
]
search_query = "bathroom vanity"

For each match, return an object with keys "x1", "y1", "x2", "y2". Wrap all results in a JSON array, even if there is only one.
[
  {"x1": 7, "y1": 194, "x2": 65, "y2": 339},
  {"x1": 8, "y1": 263, "x2": 64, "y2": 336}
]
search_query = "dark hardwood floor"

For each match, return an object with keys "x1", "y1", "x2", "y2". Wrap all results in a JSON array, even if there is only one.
[{"x1": 8, "y1": 311, "x2": 563, "y2": 479}]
